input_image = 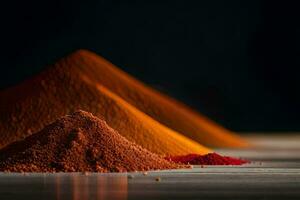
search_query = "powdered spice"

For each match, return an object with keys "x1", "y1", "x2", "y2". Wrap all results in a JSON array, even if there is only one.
[
  {"x1": 0, "y1": 111, "x2": 183, "y2": 172},
  {"x1": 66, "y1": 50, "x2": 248, "y2": 148},
  {"x1": 165, "y1": 153, "x2": 248, "y2": 165},
  {"x1": 0, "y1": 52, "x2": 210, "y2": 156}
]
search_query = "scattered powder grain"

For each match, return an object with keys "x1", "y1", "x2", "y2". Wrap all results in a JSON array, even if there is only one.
[
  {"x1": 165, "y1": 153, "x2": 249, "y2": 165},
  {"x1": 60, "y1": 50, "x2": 248, "y2": 148},
  {"x1": 0, "y1": 111, "x2": 183, "y2": 172},
  {"x1": 155, "y1": 177, "x2": 161, "y2": 182},
  {"x1": 0, "y1": 53, "x2": 210, "y2": 156}
]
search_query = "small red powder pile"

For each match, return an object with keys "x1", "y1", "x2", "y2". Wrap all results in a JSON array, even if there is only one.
[
  {"x1": 165, "y1": 153, "x2": 248, "y2": 165},
  {"x1": 0, "y1": 110, "x2": 183, "y2": 173}
]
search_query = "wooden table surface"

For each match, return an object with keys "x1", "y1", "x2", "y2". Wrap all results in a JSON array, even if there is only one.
[{"x1": 0, "y1": 134, "x2": 300, "y2": 200}]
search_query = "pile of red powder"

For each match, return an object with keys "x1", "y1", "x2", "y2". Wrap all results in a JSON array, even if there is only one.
[
  {"x1": 0, "y1": 110, "x2": 183, "y2": 172},
  {"x1": 165, "y1": 153, "x2": 248, "y2": 165}
]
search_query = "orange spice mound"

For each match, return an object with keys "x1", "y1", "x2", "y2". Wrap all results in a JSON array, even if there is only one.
[
  {"x1": 60, "y1": 50, "x2": 248, "y2": 148},
  {"x1": 0, "y1": 56, "x2": 210, "y2": 156},
  {"x1": 0, "y1": 111, "x2": 182, "y2": 172}
]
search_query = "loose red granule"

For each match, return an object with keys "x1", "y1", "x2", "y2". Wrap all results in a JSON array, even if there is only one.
[{"x1": 165, "y1": 153, "x2": 249, "y2": 165}]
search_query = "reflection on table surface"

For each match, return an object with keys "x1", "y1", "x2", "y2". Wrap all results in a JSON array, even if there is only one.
[
  {"x1": 57, "y1": 174, "x2": 128, "y2": 200},
  {"x1": 1, "y1": 173, "x2": 128, "y2": 200}
]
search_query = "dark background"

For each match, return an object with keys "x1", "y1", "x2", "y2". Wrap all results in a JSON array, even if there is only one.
[{"x1": 0, "y1": 0, "x2": 299, "y2": 132}]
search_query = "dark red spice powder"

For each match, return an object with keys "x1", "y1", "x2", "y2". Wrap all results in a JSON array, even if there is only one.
[{"x1": 165, "y1": 153, "x2": 249, "y2": 165}]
